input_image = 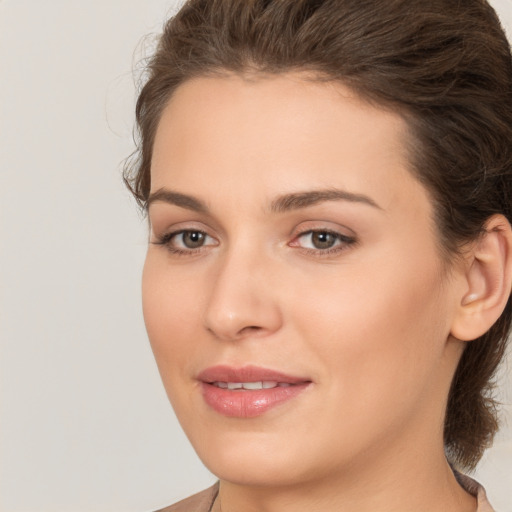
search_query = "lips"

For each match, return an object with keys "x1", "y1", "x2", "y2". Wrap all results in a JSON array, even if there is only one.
[{"x1": 198, "y1": 365, "x2": 312, "y2": 418}]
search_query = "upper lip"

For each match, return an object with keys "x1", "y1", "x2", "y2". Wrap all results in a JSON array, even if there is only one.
[{"x1": 198, "y1": 365, "x2": 311, "y2": 384}]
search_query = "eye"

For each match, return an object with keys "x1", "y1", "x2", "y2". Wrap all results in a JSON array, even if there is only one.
[
  {"x1": 154, "y1": 229, "x2": 218, "y2": 253},
  {"x1": 291, "y1": 229, "x2": 356, "y2": 253},
  {"x1": 174, "y1": 230, "x2": 210, "y2": 249},
  {"x1": 303, "y1": 231, "x2": 338, "y2": 249}
]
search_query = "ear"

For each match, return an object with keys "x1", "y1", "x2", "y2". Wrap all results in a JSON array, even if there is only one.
[{"x1": 450, "y1": 214, "x2": 512, "y2": 342}]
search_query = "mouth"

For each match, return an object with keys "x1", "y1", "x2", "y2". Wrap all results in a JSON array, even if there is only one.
[
  {"x1": 210, "y1": 381, "x2": 295, "y2": 390},
  {"x1": 198, "y1": 365, "x2": 312, "y2": 418}
]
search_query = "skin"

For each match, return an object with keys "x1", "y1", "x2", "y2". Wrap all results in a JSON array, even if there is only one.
[{"x1": 143, "y1": 73, "x2": 478, "y2": 511}]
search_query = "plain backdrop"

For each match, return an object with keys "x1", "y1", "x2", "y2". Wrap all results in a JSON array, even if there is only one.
[{"x1": 1, "y1": 1, "x2": 511, "y2": 511}]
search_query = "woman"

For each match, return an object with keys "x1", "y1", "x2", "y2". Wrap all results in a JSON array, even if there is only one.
[{"x1": 124, "y1": 1, "x2": 512, "y2": 510}]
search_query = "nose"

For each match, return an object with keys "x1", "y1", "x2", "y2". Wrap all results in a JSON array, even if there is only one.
[{"x1": 203, "y1": 248, "x2": 283, "y2": 342}]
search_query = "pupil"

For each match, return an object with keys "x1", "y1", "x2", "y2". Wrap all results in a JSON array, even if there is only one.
[
  {"x1": 312, "y1": 232, "x2": 335, "y2": 249},
  {"x1": 184, "y1": 231, "x2": 205, "y2": 248}
]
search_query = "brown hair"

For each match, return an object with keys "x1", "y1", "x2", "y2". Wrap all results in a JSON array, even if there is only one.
[{"x1": 124, "y1": 0, "x2": 512, "y2": 471}]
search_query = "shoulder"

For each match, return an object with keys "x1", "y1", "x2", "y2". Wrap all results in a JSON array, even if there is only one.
[{"x1": 153, "y1": 483, "x2": 219, "y2": 512}]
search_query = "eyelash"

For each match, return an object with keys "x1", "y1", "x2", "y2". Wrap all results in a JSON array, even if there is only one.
[
  {"x1": 292, "y1": 230, "x2": 357, "y2": 257},
  {"x1": 152, "y1": 229, "x2": 357, "y2": 257},
  {"x1": 152, "y1": 230, "x2": 214, "y2": 256}
]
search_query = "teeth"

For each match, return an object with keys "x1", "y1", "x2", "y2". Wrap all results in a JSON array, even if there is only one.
[
  {"x1": 213, "y1": 381, "x2": 281, "y2": 390},
  {"x1": 241, "y1": 382, "x2": 263, "y2": 390}
]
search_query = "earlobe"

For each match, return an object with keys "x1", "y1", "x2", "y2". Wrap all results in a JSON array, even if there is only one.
[{"x1": 451, "y1": 214, "x2": 512, "y2": 342}]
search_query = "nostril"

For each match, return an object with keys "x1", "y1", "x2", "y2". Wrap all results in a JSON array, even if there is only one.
[
  {"x1": 237, "y1": 325, "x2": 265, "y2": 338},
  {"x1": 206, "y1": 324, "x2": 267, "y2": 342},
  {"x1": 244, "y1": 326, "x2": 263, "y2": 332}
]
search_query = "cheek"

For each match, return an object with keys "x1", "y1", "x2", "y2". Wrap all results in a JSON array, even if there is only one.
[
  {"x1": 290, "y1": 250, "x2": 451, "y2": 414},
  {"x1": 141, "y1": 254, "x2": 203, "y2": 379}
]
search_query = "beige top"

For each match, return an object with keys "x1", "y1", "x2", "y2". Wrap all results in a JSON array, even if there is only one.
[
  {"x1": 454, "y1": 471, "x2": 494, "y2": 512},
  {"x1": 155, "y1": 474, "x2": 494, "y2": 512}
]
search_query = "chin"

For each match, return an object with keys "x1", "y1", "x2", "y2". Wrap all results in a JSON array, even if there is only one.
[
  {"x1": 203, "y1": 452, "x2": 307, "y2": 487},
  {"x1": 188, "y1": 423, "x2": 343, "y2": 489},
  {"x1": 187, "y1": 426, "x2": 297, "y2": 483}
]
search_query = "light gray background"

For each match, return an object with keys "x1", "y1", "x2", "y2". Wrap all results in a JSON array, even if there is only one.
[{"x1": 1, "y1": 1, "x2": 511, "y2": 511}]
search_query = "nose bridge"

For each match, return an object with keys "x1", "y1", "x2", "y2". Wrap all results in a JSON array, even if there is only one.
[{"x1": 203, "y1": 238, "x2": 282, "y2": 341}]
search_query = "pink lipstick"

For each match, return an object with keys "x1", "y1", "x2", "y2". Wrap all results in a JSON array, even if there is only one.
[{"x1": 198, "y1": 365, "x2": 311, "y2": 418}]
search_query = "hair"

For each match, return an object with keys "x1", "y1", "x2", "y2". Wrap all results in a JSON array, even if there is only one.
[{"x1": 124, "y1": 0, "x2": 512, "y2": 471}]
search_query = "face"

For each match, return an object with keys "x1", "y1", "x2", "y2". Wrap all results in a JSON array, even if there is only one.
[{"x1": 143, "y1": 74, "x2": 463, "y2": 488}]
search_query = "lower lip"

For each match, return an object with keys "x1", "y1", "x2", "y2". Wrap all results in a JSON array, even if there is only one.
[{"x1": 201, "y1": 382, "x2": 310, "y2": 418}]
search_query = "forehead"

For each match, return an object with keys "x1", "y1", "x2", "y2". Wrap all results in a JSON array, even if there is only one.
[{"x1": 150, "y1": 73, "x2": 424, "y2": 215}]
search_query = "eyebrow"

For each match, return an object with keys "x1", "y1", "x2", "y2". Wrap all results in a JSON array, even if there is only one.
[
  {"x1": 269, "y1": 189, "x2": 382, "y2": 213},
  {"x1": 146, "y1": 189, "x2": 208, "y2": 213},
  {"x1": 146, "y1": 187, "x2": 382, "y2": 213}
]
